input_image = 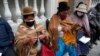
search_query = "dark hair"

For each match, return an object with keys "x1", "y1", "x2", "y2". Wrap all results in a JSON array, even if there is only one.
[
  {"x1": 76, "y1": 2, "x2": 84, "y2": 8},
  {"x1": 57, "y1": 2, "x2": 70, "y2": 12},
  {"x1": 95, "y1": 3, "x2": 100, "y2": 11}
]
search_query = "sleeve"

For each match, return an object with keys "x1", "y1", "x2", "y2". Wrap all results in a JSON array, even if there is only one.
[
  {"x1": 89, "y1": 10, "x2": 97, "y2": 29},
  {"x1": 89, "y1": 11, "x2": 100, "y2": 29},
  {"x1": 4, "y1": 19, "x2": 15, "y2": 44},
  {"x1": 36, "y1": 23, "x2": 50, "y2": 44},
  {"x1": 89, "y1": 17, "x2": 97, "y2": 28},
  {"x1": 15, "y1": 25, "x2": 28, "y2": 49},
  {"x1": 36, "y1": 23, "x2": 47, "y2": 34},
  {"x1": 61, "y1": 18, "x2": 74, "y2": 31}
]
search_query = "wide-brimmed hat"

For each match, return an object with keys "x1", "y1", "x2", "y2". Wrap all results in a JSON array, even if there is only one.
[
  {"x1": 58, "y1": 2, "x2": 70, "y2": 12},
  {"x1": 22, "y1": 6, "x2": 36, "y2": 15},
  {"x1": 75, "y1": 4, "x2": 87, "y2": 13}
]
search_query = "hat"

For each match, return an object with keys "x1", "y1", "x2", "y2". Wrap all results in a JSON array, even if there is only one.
[
  {"x1": 22, "y1": 6, "x2": 36, "y2": 15},
  {"x1": 96, "y1": 3, "x2": 100, "y2": 7},
  {"x1": 75, "y1": 4, "x2": 87, "y2": 13},
  {"x1": 58, "y1": 2, "x2": 70, "y2": 12},
  {"x1": 95, "y1": 3, "x2": 100, "y2": 10}
]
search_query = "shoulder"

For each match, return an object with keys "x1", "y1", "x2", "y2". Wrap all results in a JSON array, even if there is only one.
[
  {"x1": 51, "y1": 14, "x2": 59, "y2": 20},
  {"x1": 70, "y1": 13, "x2": 77, "y2": 20},
  {"x1": 17, "y1": 23, "x2": 27, "y2": 31},
  {"x1": 90, "y1": 8, "x2": 97, "y2": 15},
  {"x1": 0, "y1": 17, "x2": 7, "y2": 23}
]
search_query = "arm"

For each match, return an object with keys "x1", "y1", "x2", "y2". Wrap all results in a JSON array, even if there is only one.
[
  {"x1": 4, "y1": 19, "x2": 15, "y2": 44},
  {"x1": 94, "y1": 18, "x2": 100, "y2": 29},
  {"x1": 36, "y1": 24, "x2": 50, "y2": 44},
  {"x1": 89, "y1": 10, "x2": 99, "y2": 29},
  {"x1": 15, "y1": 26, "x2": 31, "y2": 49}
]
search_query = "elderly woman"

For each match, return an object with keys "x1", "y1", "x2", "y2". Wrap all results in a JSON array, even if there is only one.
[
  {"x1": 71, "y1": 2, "x2": 91, "y2": 56},
  {"x1": 48, "y1": 2, "x2": 78, "y2": 56},
  {"x1": 15, "y1": 6, "x2": 49, "y2": 56}
]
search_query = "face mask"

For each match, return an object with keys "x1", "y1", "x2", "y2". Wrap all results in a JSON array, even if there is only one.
[
  {"x1": 59, "y1": 13, "x2": 67, "y2": 20},
  {"x1": 25, "y1": 20, "x2": 35, "y2": 27},
  {"x1": 76, "y1": 11, "x2": 84, "y2": 17}
]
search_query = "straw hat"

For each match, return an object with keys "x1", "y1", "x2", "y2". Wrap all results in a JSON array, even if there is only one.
[
  {"x1": 22, "y1": 6, "x2": 36, "y2": 15},
  {"x1": 75, "y1": 4, "x2": 87, "y2": 13}
]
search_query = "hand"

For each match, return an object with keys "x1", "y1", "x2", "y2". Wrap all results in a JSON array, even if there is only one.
[
  {"x1": 62, "y1": 26, "x2": 68, "y2": 32},
  {"x1": 36, "y1": 25, "x2": 44, "y2": 32},
  {"x1": 75, "y1": 23, "x2": 80, "y2": 27},
  {"x1": 29, "y1": 37, "x2": 37, "y2": 45},
  {"x1": 75, "y1": 23, "x2": 81, "y2": 30},
  {"x1": 72, "y1": 23, "x2": 81, "y2": 31},
  {"x1": 38, "y1": 35, "x2": 46, "y2": 40},
  {"x1": 24, "y1": 36, "x2": 37, "y2": 45}
]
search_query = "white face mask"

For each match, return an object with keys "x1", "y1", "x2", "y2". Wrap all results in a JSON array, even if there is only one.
[{"x1": 77, "y1": 11, "x2": 84, "y2": 16}]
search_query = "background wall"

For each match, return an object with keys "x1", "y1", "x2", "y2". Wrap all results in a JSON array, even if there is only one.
[{"x1": 0, "y1": 0, "x2": 47, "y2": 22}]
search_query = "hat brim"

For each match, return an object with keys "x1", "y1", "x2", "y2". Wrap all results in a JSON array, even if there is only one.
[
  {"x1": 75, "y1": 8, "x2": 87, "y2": 13},
  {"x1": 57, "y1": 5, "x2": 70, "y2": 11},
  {"x1": 22, "y1": 11, "x2": 36, "y2": 15}
]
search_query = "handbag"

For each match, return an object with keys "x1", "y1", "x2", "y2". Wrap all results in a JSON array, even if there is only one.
[{"x1": 41, "y1": 43, "x2": 55, "y2": 56}]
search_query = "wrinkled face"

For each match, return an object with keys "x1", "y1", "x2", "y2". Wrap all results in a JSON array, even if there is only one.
[{"x1": 59, "y1": 10, "x2": 68, "y2": 20}]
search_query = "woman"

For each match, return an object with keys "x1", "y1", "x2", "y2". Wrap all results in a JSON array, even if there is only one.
[
  {"x1": 15, "y1": 6, "x2": 49, "y2": 56},
  {"x1": 71, "y1": 2, "x2": 91, "y2": 56},
  {"x1": 48, "y1": 2, "x2": 77, "y2": 56}
]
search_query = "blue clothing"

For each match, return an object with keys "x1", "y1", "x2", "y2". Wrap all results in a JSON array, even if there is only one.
[
  {"x1": 0, "y1": 17, "x2": 14, "y2": 53},
  {"x1": 65, "y1": 44, "x2": 77, "y2": 56},
  {"x1": 77, "y1": 30, "x2": 90, "y2": 56},
  {"x1": 55, "y1": 37, "x2": 77, "y2": 56},
  {"x1": 56, "y1": 37, "x2": 65, "y2": 56}
]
